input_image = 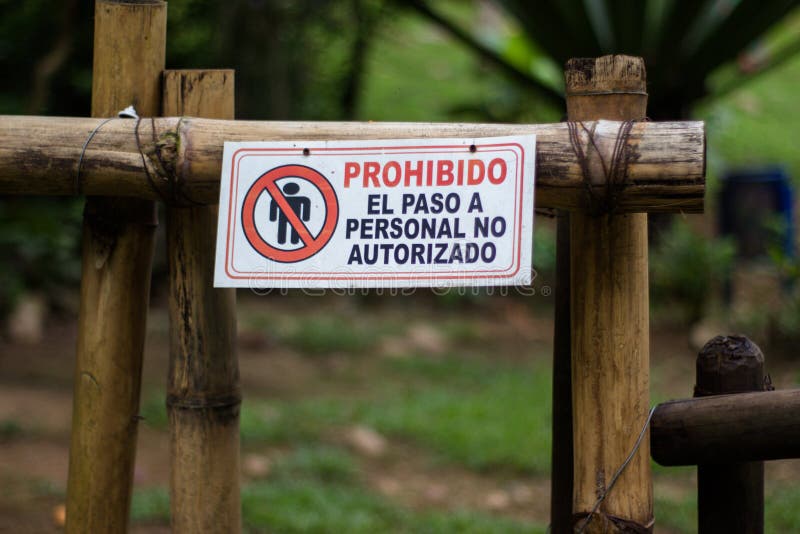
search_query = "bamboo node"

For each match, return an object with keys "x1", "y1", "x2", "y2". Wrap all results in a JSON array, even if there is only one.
[
  {"x1": 166, "y1": 393, "x2": 242, "y2": 410},
  {"x1": 134, "y1": 117, "x2": 201, "y2": 207}
]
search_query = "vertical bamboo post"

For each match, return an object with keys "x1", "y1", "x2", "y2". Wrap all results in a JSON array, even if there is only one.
[
  {"x1": 696, "y1": 335, "x2": 765, "y2": 534},
  {"x1": 567, "y1": 56, "x2": 653, "y2": 532},
  {"x1": 162, "y1": 70, "x2": 241, "y2": 533},
  {"x1": 66, "y1": 1, "x2": 166, "y2": 532},
  {"x1": 550, "y1": 212, "x2": 573, "y2": 534}
]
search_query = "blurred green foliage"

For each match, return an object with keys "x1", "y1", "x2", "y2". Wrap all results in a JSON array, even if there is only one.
[
  {"x1": 414, "y1": 0, "x2": 800, "y2": 119},
  {"x1": 532, "y1": 224, "x2": 556, "y2": 279},
  {"x1": 0, "y1": 198, "x2": 82, "y2": 316},
  {"x1": 0, "y1": 419, "x2": 23, "y2": 441},
  {"x1": 0, "y1": 0, "x2": 390, "y2": 318},
  {"x1": 700, "y1": 51, "x2": 800, "y2": 187},
  {"x1": 2, "y1": 0, "x2": 799, "y2": 322},
  {"x1": 730, "y1": 241, "x2": 800, "y2": 344},
  {"x1": 650, "y1": 219, "x2": 736, "y2": 324},
  {"x1": 360, "y1": 3, "x2": 560, "y2": 124}
]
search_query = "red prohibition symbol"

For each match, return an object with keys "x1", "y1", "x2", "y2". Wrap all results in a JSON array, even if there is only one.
[{"x1": 242, "y1": 164, "x2": 339, "y2": 263}]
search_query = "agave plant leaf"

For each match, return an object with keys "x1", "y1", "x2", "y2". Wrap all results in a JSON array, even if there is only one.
[{"x1": 397, "y1": 0, "x2": 799, "y2": 118}]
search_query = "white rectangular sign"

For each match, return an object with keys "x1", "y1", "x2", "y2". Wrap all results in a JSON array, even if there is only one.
[{"x1": 214, "y1": 135, "x2": 535, "y2": 288}]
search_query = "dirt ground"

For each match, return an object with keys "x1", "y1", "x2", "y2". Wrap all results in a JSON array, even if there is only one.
[{"x1": 1, "y1": 292, "x2": 798, "y2": 533}]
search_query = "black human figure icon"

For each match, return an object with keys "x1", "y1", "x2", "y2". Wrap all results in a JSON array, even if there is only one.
[{"x1": 269, "y1": 181, "x2": 311, "y2": 245}]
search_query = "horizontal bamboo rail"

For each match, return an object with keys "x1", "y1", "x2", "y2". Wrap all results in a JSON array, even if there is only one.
[
  {"x1": 651, "y1": 389, "x2": 800, "y2": 466},
  {"x1": 0, "y1": 116, "x2": 705, "y2": 212}
]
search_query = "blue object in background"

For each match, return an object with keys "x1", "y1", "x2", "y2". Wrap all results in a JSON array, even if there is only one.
[{"x1": 719, "y1": 167, "x2": 795, "y2": 260}]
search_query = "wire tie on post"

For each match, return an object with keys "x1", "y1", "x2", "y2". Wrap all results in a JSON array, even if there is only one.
[
  {"x1": 75, "y1": 106, "x2": 139, "y2": 195},
  {"x1": 576, "y1": 406, "x2": 656, "y2": 534}
]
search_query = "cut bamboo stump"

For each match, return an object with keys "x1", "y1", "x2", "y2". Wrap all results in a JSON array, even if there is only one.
[
  {"x1": 694, "y1": 335, "x2": 766, "y2": 534},
  {"x1": 66, "y1": 1, "x2": 165, "y2": 532},
  {"x1": 568, "y1": 56, "x2": 653, "y2": 533},
  {"x1": 163, "y1": 69, "x2": 241, "y2": 534},
  {"x1": 0, "y1": 116, "x2": 706, "y2": 213}
]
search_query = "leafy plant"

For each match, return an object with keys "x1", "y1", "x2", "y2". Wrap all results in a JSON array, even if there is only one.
[
  {"x1": 0, "y1": 198, "x2": 82, "y2": 318},
  {"x1": 401, "y1": 0, "x2": 800, "y2": 119}
]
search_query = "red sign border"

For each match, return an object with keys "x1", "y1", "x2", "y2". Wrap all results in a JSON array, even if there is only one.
[{"x1": 224, "y1": 142, "x2": 528, "y2": 281}]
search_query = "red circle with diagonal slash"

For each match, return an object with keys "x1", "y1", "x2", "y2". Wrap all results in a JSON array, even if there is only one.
[{"x1": 242, "y1": 164, "x2": 338, "y2": 263}]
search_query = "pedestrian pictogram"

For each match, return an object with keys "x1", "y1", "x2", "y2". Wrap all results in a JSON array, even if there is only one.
[
  {"x1": 270, "y1": 182, "x2": 310, "y2": 245},
  {"x1": 241, "y1": 164, "x2": 339, "y2": 263}
]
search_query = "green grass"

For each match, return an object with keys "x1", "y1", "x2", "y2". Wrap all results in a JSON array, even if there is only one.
[
  {"x1": 650, "y1": 481, "x2": 800, "y2": 534},
  {"x1": 132, "y1": 351, "x2": 800, "y2": 533},
  {"x1": 440, "y1": 319, "x2": 486, "y2": 345},
  {"x1": 766, "y1": 483, "x2": 800, "y2": 533},
  {"x1": 361, "y1": 357, "x2": 552, "y2": 474},
  {"x1": 243, "y1": 480, "x2": 543, "y2": 534},
  {"x1": 239, "y1": 399, "x2": 353, "y2": 445},
  {"x1": 131, "y1": 486, "x2": 170, "y2": 523},
  {"x1": 242, "y1": 309, "x2": 391, "y2": 356},
  {"x1": 153, "y1": 355, "x2": 550, "y2": 473},
  {"x1": 135, "y1": 354, "x2": 550, "y2": 476},
  {"x1": 0, "y1": 419, "x2": 23, "y2": 441},
  {"x1": 655, "y1": 493, "x2": 697, "y2": 533},
  {"x1": 135, "y1": 348, "x2": 800, "y2": 533},
  {"x1": 270, "y1": 445, "x2": 358, "y2": 484},
  {"x1": 139, "y1": 393, "x2": 168, "y2": 429},
  {"x1": 139, "y1": 388, "x2": 354, "y2": 442},
  {"x1": 131, "y1": 486, "x2": 545, "y2": 534},
  {"x1": 280, "y1": 316, "x2": 378, "y2": 355},
  {"x1": 234, "y1": 356, "x2": 553, "y2": 474},
  {"x1": 131, "y1": 445, "x2": 544, "y2": 533},
  {"x1": 242, "y1": 479, "x2": 404, "y2": 533}
]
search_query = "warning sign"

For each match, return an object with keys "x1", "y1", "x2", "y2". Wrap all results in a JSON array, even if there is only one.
[
  {"x1": 214, "y1": 135, "x2": 535, "y2": 288},
  {"x1": 241, "y1": 164, "x2": 338, "y2": 263}
]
